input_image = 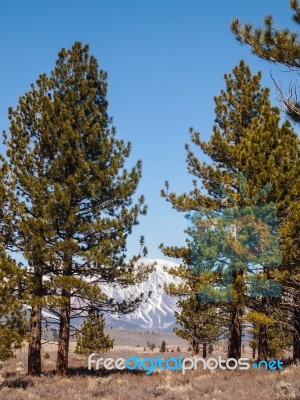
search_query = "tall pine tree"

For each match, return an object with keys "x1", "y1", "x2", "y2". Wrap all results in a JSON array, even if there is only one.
[
  {"x1": 231, "y1": 0, "x2": 300, "y2": 362},
  {"x1": 161, "y1": 60, "x2": 299, "y2": 360},
  {"x1": 4, "y1": 42, "x2": 150, "y2": 376}
]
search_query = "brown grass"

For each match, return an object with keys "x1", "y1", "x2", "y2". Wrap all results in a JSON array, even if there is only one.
[{"x1": 0, "y1": 344, "x2": 299, "y2": 400}]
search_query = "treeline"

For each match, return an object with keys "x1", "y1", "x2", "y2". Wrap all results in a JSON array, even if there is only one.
[{"x1": 162, "y1": 1, "x2": 300, "y2": 363}]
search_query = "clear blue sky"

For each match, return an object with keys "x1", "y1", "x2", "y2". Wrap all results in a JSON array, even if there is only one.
[{"x1": 0, "y1": 0, "x2": 298, "y2": 261}]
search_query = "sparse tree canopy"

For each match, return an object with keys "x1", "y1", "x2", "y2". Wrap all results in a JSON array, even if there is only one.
[{"x1": 231, "y1": 0, "x2": 300, "y2": 123}]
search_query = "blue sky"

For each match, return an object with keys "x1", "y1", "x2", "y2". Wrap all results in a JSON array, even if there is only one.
[{"x1": 0, "y1": 0, "x2": 298, "y2": 261}]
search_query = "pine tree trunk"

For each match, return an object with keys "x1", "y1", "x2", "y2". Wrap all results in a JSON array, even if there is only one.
[
  {"x1": 28, "y1": 304, "x2": 42, "y2": 376},
  {"x1": 252, "y1": 345, "x2": 256, "y2": 360},
  {"x1": 258, "y1": 323, "x2": 268, "y2": 360},
  {"x1": 228, "y1": 303, "x2": 242, "y2": 359},
  {"x1": 56, "y1": 293, "x2": 71, "y2": 376},
  {"x1": 227, "y1": 271, "x2": 244, "y2": 360},
  {"x1": 202, "y1": 342, "x2": 207, "y2": 358},
  {"x1": 258, "y1": 295, "x2": 269, "y2": 360},
  {"x1": 191, "y1": 335, "x2": 200, "y2": 356},
  {"x1": 28, "y1": 263, "x2": 43, "y2": 376},
  {"x1": 293, "y1": 305, "x2": 300, "y2": 363}
]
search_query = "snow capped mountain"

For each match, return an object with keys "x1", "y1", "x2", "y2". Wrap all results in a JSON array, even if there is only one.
[
  {"x1": 102, "y1": 259, "x2": 181, "y2": 332},
  {"x1": 41, "y1": 259, "x2": 182, "y2": 332}
]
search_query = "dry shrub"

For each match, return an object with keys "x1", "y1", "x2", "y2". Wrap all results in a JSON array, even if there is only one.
[{"x1": 0, "y1": 351, "x2": 299, "y2": 400}]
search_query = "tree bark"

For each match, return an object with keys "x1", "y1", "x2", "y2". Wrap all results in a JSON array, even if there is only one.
[
  {"x1": 28, "y1": 304, "x2": 42, "y2": 376},
  {"x1": 252, "y1": 345, "x2": 256, "y2": 360},
  {"x1": 257, "y1": 295, "x2": 269, "y2": 360},
  {"x1": 293, "y1": 305, "x2": 300, "y2": 363},
  {"x1": 227, "y1": 271, "x2": 244, "y2": 360},
  {"x1": 191, "y1": 334, "x2": 200, "y2": 356},
  {"x1": 258, "y1": 323, "x2": 269, "y2": 360},
  {"x1": 227, "y1": 302, "x2": 242, "y2": 359},
  {"x1": 56, "y1": 293, "x2": 71, "y2": 376},
  {"x1": 28, "y1": 263, "x2": 43, "y2": 376},
  {"x1": 202, "y1": 342, "x2": 207, "y2": 358}
]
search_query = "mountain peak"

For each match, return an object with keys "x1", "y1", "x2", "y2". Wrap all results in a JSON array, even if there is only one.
[{"x1": 103, "y1": 258, "x2": 180, "y2": 332}]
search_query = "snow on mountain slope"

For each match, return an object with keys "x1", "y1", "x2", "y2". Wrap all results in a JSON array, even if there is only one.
[
  {"x1": 41, "y1": 259, "x2": 182, "y2": 332},
  {"x1": 102, "y1": 259, "x2": 181, "y2": 332}
]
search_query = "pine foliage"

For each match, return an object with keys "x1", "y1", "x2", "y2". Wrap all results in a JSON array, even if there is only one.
[
  {"x1": 161, "y1": 60, "x2": 299, "y2": 360},
  {"x1": 75, "y1": 309, "x2": 113, "y2": 355},
  {"x1": 4, "y1": 42, "x2": 150, "y2": 375}
]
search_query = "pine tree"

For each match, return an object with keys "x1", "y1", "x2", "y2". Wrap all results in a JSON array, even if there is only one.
[
  {"x1": 246, "y1": 311, "x2": 292, "y2": 360},
  {"x1": 164, "y1": 249, "x2": 223, "y2": 356},
  {"x1": 231, "y1": 1, "x2": 300, "y2": 362},
  {"x1": 4, "y1": 42, "x2": 150, "y2": 376},
  {"x1": 0, "y1": 164, "x2": 27, "y2": 361},
  {"x1": 0, "y1": 254, "x2": 27, "y2": 361},
  {"x1": 75, "y1": 308, "x2": 113, "y2": 356},
  {"x1": 159, "y1": 340, "x2": 167, "y2": 352},
  {"x1": 161, "y1": 60, "x2": 299, "y2": 360},
  {"x1": 173, "y1": 296, "x2": 221, "y2": 358},
  {"x1": 231, "y1": 0, "x2": 300, "y2": 122},
  {"x1": 146, "y1": 341, "x2": 155, "y2": 351}
]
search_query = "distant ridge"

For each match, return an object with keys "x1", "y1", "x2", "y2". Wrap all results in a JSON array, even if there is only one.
[{"x1": 102, "y1": 259, "x2": 180, "y2": 332}]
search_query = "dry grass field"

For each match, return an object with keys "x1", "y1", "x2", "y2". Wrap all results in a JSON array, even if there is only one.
[{"x1": 0, "y1": 338, "x2": 299, "y2": 400}]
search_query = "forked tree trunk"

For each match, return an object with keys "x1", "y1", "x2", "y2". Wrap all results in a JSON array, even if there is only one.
[
  {"x1": 28, "y1": 263, "x2": 43, "y2": 376},
  {"x1": 56, "y1": 293, "x2": 71, "y2": 376}
]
